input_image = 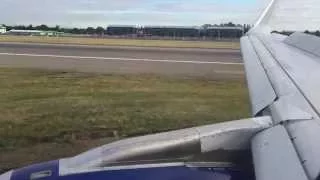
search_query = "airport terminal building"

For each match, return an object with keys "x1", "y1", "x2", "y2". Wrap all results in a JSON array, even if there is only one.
[
  {"x1": 105, "y1": 25, "x2": 244, "y2": 39},
  {"x1": 6, "y1": 29, "x2": 64, "y2": 36},
  {"x1": 0, "y1": 26, "x2": 6, "y2": 34}
]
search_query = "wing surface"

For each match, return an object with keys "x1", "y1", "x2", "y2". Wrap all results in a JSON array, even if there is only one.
[{"x1": 242, "y1": 4, "x2": 320, "y2": 178}]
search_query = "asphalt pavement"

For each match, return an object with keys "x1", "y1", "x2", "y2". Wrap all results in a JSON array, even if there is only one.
[{"x1": 0, "y1": 42, "x2": 244, "y2": 79}]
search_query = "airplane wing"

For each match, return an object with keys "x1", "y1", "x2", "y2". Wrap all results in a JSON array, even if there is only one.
[
  {"x1": 1, "y1": 0, "x2": 320, "y2": 180},
  {"x1": 242, "y1": 28, "x2": 320, "y2": 180},
  {"x1": 242, "y1": 0, "x2": 320, "y2": 180}
]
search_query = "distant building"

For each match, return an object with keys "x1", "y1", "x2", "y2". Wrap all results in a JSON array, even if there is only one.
[
  {"x1": 106, "y1": 26, "x2": 137, "y2": 36},
  {"x1": 45, "y1": 31, "x2": 64, "y2": 36},
  {"x1": 204, "y1": 26, "x2": 244, "y2": 39},
  {"x1": 7, "y1": 30, "x2": 44, "y2": 36},
  {"x1": 104, "y1": 25, "x2": 244, "y2": 39},
  {"x1": 7, "y1": 29, "x2": 64, "y2": 36},
  {"x1": 143, "y1": 26, "x2": 199, "y2": 37},
  {"x1": 0, "y1": 26, "x2": 6, "y2": 34}
]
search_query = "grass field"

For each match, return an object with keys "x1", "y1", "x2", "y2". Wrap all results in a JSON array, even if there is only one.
[
  {"x1": 0, "y1": 35, "x2": 240, "y2": 49},
  {"x1": 0, "y1": 68, "x2": 249, "y2": 172}
]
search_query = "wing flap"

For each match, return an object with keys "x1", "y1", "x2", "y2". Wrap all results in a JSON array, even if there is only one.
[
  {"x1": 240, "y1": 37, "x2": 276, "y2": 116},
  {"x1": 284, "y1": 32, "x2": 320, "y2": 57},
  {"x1": 252, "y1": 125, "x2": 308, "y2": 180}
]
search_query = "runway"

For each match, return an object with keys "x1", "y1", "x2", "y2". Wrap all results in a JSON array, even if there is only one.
[{"x1": 0, "y1": 42, "x2": 244, "y2": 79}]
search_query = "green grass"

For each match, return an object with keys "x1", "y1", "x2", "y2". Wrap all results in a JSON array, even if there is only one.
[
  {"x1": 0, "y1": 35, "x2": 240, "y2": 49},
  {"x1": 0, "y1": 68, "x2": 249, "y2": 171}
]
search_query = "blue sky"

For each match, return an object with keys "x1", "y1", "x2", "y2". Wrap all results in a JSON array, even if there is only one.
[{"x1": 0, "y1": 0, "x2": 269, "y2": 27}]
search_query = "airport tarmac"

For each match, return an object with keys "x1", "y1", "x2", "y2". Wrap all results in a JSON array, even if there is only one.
[{"x1": 0, "y1": 42, "x2": 244, "y2": 79}]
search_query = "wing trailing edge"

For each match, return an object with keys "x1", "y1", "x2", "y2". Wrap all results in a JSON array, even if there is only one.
[{"x1": 240, "y1": 36, "x2": 276, "y2": 116}]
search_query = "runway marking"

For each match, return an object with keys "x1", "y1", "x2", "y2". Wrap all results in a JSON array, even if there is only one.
[
  {"x1": 0, "y1": 52, "x2": 244, "y2": 65},
  {"x1": 214, "y1": 70, "x2": 244, "y2": 74}
]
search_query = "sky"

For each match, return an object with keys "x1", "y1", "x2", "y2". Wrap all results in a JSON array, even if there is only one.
[
  {"x1": 0, "y1": 0, "x2": 270, "y2": 27},
  {"x1": 264, "y1": 0, "x2": 320, "y2": 31}
]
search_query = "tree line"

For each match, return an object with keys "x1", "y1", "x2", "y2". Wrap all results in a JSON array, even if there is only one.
[
  {"x1": 2, "y1": 24, "x2": 106, "y2": 35},
  {"x1": 3, "y1": 23, "x2": 320, "y2": 37},
  {"x1": 270, "y1": 30, "x2": 320, "y2": 37},
  {"x1": 2, "y1": 22, "x2": 251, "y2": 35},
  {"x1": 303, "y1": 30, "x2": 320, "y2": 36}
]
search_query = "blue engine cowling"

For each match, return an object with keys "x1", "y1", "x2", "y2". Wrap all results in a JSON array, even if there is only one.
[{"x1": 1, "y1": 160, "x2": 253, "y2": 180}]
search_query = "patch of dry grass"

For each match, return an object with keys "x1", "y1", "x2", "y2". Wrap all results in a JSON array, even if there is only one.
[{"x1": 0, "y1": 35, "x2": 240, "y2": 49}]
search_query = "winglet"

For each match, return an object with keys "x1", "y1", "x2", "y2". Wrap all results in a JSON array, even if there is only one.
[
  {"x1": 254, "y1": 0, "x2": 277, "y2": 27},
  {"x1": 249, "y1": 0, "x2": 277, "y2": 34}
]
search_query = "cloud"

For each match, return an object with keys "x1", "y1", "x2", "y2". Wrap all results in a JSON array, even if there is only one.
[
  {"x1": 0, "y1": 0, "x2": 269, "y2": 27},
  {"x1": 265, "y1": 0, "x2": 320, "y2": 30}
]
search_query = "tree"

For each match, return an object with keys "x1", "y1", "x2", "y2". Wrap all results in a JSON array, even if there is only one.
[
  {"x1": 243, "y1": 24, "x2": 252, "y2": 33},
  {"x1": 201, "y1": 24, "x2": 212, "y2": 29},
  {"x1": 227, "y1": 22, "x2": 235, "y2": 27},
  {"x1": 27, "y1": 24, "x2": 34, "y2": 30},
  {"x1": 86, "y1": 27, "x2": 96, "y2": 34},
  {"x1": 96, "y1": 26, "x2": 105, "y2": 35},
  {"x1": 15, "y1": 25, "x2": 27, "y2": 30},
  {"x1": 5, "y1": 25, "x2": 13, "y2": 31},
  {"x1": 36, "y1": 24, "x2": 49, "y2": 31},
  {"x1": 78, "y1": 28, "x2": 87, "y2": 34},
  {"x1": 54, "y1": 25, "x2": 60, "y2": 32},
  {"x1": 70, "y1": 28, "x2": 80, "y2": 34}
]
